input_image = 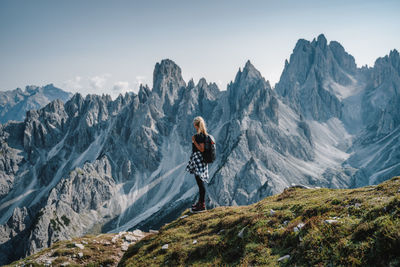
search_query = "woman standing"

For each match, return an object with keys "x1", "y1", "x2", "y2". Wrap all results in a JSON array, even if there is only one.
[{"x1": 186, "y1": 116, "x2": 209, "y2": 212}]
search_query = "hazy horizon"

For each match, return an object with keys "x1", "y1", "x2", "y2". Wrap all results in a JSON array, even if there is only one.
[{"x1": 1, "y1": 0, "x2": 399, "y2": 99}]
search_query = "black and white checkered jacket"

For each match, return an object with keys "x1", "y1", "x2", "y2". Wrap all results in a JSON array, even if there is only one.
[{"x1": 186, "y1": 151, "x2": 209, "y2": 183}]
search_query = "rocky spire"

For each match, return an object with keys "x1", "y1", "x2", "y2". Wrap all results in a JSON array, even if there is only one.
[
  {"x1": 228, "y1": 60, "x2": 276, "y2": 122},
  {"x1": 275, "y1": 34, "x2": 358, "y2": 121},
  {"x1": 152, "y1": 59, "x2": 186, "y2": 97},
  {"x1": 152, "y1": 59, "x2": 186, "y2": 115},
  {"x1": 138, "y1": 84, "x2": 151, "y2": 104}
]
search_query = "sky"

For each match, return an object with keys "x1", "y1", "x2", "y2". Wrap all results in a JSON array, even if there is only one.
[{"x1": 0, "y1": 0, "x2": 399, "y2": 99}]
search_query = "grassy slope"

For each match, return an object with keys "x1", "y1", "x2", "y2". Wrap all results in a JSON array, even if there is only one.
[
  {"x1": 120, "y1": 177, "x2": 400, "y2": 267},
  {"x1": 6, "y1": 232, "x2": 153, "y2": 267}
]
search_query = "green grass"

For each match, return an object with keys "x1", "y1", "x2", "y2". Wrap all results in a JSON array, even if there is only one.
[
  {"x1": 5, "y1": 234, "x2": 129, "y2": 267},
  {"x1": 119, "y1": 176, "x2": 400, "y2": 267}
]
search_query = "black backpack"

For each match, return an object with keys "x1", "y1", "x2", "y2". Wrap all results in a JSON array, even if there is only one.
[{"x1": 202, "y1": 134, "x2": 216, "y2": 164}]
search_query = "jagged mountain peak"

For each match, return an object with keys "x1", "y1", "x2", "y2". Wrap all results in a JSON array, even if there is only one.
[
  {"x1": 233, "y1": 60, "x2": 263, "y2": 85},
  {"x1": 187, "y1": 78, "x2": 195, "y2": 89},
  {"x1": 375, "y1": 49, "x2": 400, "y2": 72},
  {"x1": 138, "y1": 84, "x2": 151, "y2": 103},
  {"x1": 153, "y1": 58, "x2": 182, "y2": 81},
  {"x1": 275, "y1": 34, "x2": 360, "y2": 121},
  {"x1": 388, "y1": 48, "x2": 399, "y2": 60},
  {"x1": 0, "y1": 83, "x2": 72, "y2": 124},
  {"x1": 311, "y1": 33, "x2": 328, "y2": 49},
  {"x1": 196, "y1": 77, "x2": 208, "y2": 88},
  {"x1": 151, "y1": 59, "x2": 186, "y2": 113},
  {"x1": 153, "y1": 59, "x2": 186, "y2": 93},
  {"x1": 84, "y1": 93, "x2": 112, "y2": 103}
]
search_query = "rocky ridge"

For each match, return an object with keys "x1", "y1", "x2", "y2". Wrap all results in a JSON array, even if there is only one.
[{"x1": 0, "y1": 84, "x2": 72, "y2": 124}]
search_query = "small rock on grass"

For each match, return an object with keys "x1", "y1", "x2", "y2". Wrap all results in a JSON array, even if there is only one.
[
  {"x1": 124, "y1": 235, "x2": 137, "y2": 242},
  {"x1": 293, "y1": 222, "x2": 305, "y2": 232},
  {"x1": 325, "y1": 219, "x2": 338, "y2": 224},
  {"x1": 78, "y1": 252, "x2": 83, "y2": 259},
  {"x1": 277, "y1": 255, "x2": 290, "y2": 262},
  {"x1": 270, "y1": 209, "x2": 276, "y2": 216},
  {"x1": 162, "y1": 244, "x2": 169, "y2": 250},
  {"x1": 111, "y1": 236, "x2": 118, "y2": 243},
  {"x1": 132, "y1": 229, "x2": 145, "y2": 237},
  {"x1": 238, "y1": 226, "x2": 247, "y2": 238},
  {"x1": 192, "y1": 240, "x2": 197, "y2": 244},
  {"x1": 75, "y1": 243, "x2": 84, "y2": 249}
]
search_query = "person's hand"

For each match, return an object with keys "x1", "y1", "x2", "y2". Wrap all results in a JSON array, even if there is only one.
[{"x1": 192, "y1": 135, "x2": 195, "y2": 143}]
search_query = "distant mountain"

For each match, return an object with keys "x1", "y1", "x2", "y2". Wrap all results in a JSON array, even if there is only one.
[
  {"x1": 0, "y1": 84, "x2": 72, "y2": 124},
  {"x1": 0, "y1": 34, "x2": 399, "y2": 265}
]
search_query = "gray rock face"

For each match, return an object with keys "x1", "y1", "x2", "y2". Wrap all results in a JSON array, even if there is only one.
[
  {"x1": 0, "y1": 36, "x2": 399, "y2": 265},
  {"x1": 345, "y1": 49, "x2": 400, "y2": 187},
  {"x1": 0, "y1": 84, "x2": 72, "y2": 124},
  {"x1": 275, "y1": 34, "x2": 358, "y2": 121},
  {"x1": 362, "y1": 49, "x2": 400, "y2": 136},
  {"x1": 228, "y1": 60, "x2": 278, "y2": 123}
]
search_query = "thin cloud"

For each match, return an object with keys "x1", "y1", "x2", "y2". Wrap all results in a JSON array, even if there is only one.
[
  {"x1": 133, "y1": 75, "x2": 147, "y2": 91},
  {"x1": 112, "y1": 81, "x2": 130, "y2": 92},
  {"x1": 59, "y1": 76, "x2": 83, "y2": 92},
  {"x1": 89, "y1": 73, "x2": 111, "y2": 91}
]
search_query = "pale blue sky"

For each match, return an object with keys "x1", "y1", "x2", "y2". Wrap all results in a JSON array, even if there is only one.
[{"x1": 1, "y1": 0, "x2": 399, "y2": 98}]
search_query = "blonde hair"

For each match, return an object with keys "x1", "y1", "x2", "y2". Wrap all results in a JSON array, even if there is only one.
[{"x1": 193, "y1": 116, "x2": 208, "y2": 135}]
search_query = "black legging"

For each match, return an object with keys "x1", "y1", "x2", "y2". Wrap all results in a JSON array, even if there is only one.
[{"x1": 194, "y1": 175, "x2": 205, "y2": 203}]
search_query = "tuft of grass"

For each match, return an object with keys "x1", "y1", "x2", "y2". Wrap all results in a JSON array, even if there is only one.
[{"x1": 119, "y1": 176, "x2": 400, "y2": 267}]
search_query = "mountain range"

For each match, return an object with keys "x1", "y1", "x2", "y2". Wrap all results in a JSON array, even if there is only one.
[
  {"x1": 0, "y1": 34, "x2": 399, "y2": 265},
  {"x1": 0, "y1": 84, "x2": 72, "y2": 124}
]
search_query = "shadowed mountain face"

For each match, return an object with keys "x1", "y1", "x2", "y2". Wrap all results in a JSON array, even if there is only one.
[
  {"x1": 0, "y1": 84, "x2": 72, "y2": 124},
  {"x1": 0, "y1": 35, "x2": 399, "y2": 265}
]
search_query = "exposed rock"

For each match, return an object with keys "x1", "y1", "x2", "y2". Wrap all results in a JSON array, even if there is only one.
[
  {"x1": 325, "y1": 219, "x2": 339, "y2": 224},
  {"x1": 270, "y1": 209, "x2": 276, "y2": 216},
  {"x1": 124, "y1": 235, "x2": 137, "y2": 242},
  {"x1": 238, "y1": 226, "x2": 247, "y2": 238},
  {"x1": 277, "y1": 254, "x2": 290, "y2": 262},
  {"x1": 121, "y1": 242, "x2": 129, "y2": 252},
  {"x1": 75, "y1": 243, "x2": 84, "y2": 249}
]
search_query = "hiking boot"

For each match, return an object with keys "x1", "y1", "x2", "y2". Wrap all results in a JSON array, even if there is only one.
[{"x1": 191, "y1": 201, "x2": 206, "y2": 213}]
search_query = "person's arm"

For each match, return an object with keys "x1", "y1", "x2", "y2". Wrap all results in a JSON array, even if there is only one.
[{"x1": 192, "y1": 135, "x2": 205, "y2": 152}]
